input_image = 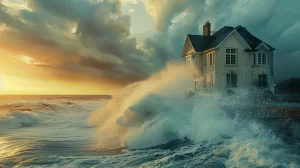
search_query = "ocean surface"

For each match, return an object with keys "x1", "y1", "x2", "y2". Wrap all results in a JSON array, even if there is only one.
[
  {"x1": 1, "y1": 65, "x2": 300, "y2": 168},
  {"x1": 0, "y1": 93, "x2": 299, "y2": 168}
]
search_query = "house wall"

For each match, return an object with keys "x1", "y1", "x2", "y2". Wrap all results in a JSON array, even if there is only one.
[
  {"x1": 250, "y1": 50, "x2": 274, "y2": 88},
  {"x1": 201, "y1": 51, "x2": 216, "y2": 92},
  {"x1": 184, "y1": 54, "x2": 199, "y2": 92},
  {"x1": 184, "y1": 51, "x2": 216, "y2": 93},
  {"x1": 215, "y1": 32, "x2": 274, "y2": 92},
  {"x1": 182, "y1": 33, "x2": 274, "y2": 93}
]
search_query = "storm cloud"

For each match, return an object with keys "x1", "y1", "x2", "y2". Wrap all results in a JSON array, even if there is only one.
[
  {"x1": 0, "y1": 0, "x2": 299, "y2": 87},
  {"x1": 0, "y1": 0, "x2": 162, "y2": 84},
  {"x1": 143, "y1": 0, "x2": 300, "y2": 80}
]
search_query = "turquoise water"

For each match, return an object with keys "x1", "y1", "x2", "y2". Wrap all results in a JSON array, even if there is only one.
[{"x1": 0, "y1": 94, "x2": 299, "y2": 168}]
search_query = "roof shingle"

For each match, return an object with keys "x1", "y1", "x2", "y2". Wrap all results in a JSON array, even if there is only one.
[{"x1": 184, "y1": 25, "x2": 275, "y2": 55}]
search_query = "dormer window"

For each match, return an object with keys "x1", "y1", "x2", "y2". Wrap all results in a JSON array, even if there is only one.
[
  {"x1": 253, "y1": 52, "x2": 267, "y2": 66},
  {"x1": 258, "y1": 53, "x2": 267, "y2": 65}
]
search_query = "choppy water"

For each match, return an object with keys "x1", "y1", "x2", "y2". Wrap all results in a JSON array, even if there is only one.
[
  {"x1": 1, "y1": 64, "x2": 300, "y2": 167},
  {"x1": 0, "y1": 95, "x2": 299, "y2": 168}
]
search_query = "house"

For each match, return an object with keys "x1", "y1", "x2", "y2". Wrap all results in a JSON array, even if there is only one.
[{"x1": 181, "y1": 21, "x2": 275, "y2": 93}]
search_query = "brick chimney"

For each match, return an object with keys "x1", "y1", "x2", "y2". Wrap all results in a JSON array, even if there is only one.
[{"x1": 203, "y1": 21, "x2": 211, "y2": 36}]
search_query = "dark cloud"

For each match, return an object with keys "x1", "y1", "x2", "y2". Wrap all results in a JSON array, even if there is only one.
[
  {"x1": 0, "y1": 0, "x2": 299, "y2": 88},
  {"x1": 143, "y1": 0, "x2": 300, "y2": 80},
  {"x1": 0, "y1": 0, "x2": 160, "y2": 84},
  {"x1": 79, "y1": 56, "x2": 117, "y2": 71}
]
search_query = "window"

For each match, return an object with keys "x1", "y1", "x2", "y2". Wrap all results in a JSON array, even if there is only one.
[
  {"x1": 253, "y1": 53, "x2": 256, "y2": 65},
  {"x1": 185, "y1": 58, "x2": 191, "y2": 68},
  {"x1": 203, "y1": 75, "x2": 207, "y2": 88},
  {"x1": 213, "y1": 53, "x2": 215, "y2": 65},
  {"x1": 226, "y1": 49, "x2": 236, "y2": 65},
  {"x1": 204, "y1": 56, "x2": 207, "y2": 67},
  {"x1": 226, "y1": 73, "x2": 237, "y2": 88},
  {"x1": 209, "y1": 54, "x2": 213, "y2": 65},
  {"x1": 258, "y1": 74, "x2": 268, "y2": 87},
  {"x1": 194, "y1": 80, "x2": 200, "y2": 92},
  {"x1": 258, "y1": 53, "x2": 267, "y2": 65},
  {"x1": 210, "y1": 74, "x2": 214, "y2": 87}
]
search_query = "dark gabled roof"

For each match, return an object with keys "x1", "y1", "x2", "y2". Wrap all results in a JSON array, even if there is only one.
[
  {"x1": 208, "y1": 26, "x2": 234, "y2": 49},
  {"x1": 187, "y1": 34, "x2": 215, "y2": 52},
  {"x1": 185, "y1": 25, "x2": 275, "y2": 54},
  {"x1": 235, "y1": 26, "x2": 275, "y2": 50}
]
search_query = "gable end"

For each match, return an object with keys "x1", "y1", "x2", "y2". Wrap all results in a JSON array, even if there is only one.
[{"x1": 215, "y1": 29, "x2": 252, "y2": 50}]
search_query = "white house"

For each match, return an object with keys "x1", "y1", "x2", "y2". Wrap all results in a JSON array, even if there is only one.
[{"x1": 181, "y1": 21, "x2": 275, "y2": 93}]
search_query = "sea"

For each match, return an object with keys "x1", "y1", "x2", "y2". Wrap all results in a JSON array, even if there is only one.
[{"x1": 1, "y1": 64, "x2": 300, "y2": 168}]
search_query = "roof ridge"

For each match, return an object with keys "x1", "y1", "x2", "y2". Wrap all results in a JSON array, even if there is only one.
[
  {"x1": 212, "y1": 26, "x2": 234, "y2": 36},
  {"x1": 235, "y1": 25, "x2": 242, "y2": 29},
  {"x1": 187, "y1": 34, "x2": 202, "y2": 36}
]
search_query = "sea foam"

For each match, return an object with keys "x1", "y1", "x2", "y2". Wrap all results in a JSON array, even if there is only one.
[{"x1": 89, "y1": 62, "x2": 235, "y2": 149}]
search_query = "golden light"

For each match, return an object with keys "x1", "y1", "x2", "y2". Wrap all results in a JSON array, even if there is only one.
[
  {"x1": 19, "y1": 55, "x2": 33, "y2": 65},
  {"x1": 0, "y1": 46, "x2": 120, "y2": 95},
  {"x1": 0, "y1": 137, "x2": 29, "y2": 159}
]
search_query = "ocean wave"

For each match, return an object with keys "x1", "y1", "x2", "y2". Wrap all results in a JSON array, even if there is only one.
[
  {"x1": 89, "y1": 63, "x2": 236, "y2": 150},
  {"x1": 88, "y1": 62, "x2": 300, "y2": 167},
  {"x1": 0, "y1": 111, "x2": 40, "y2": 130},
  {"x1": 0, "y1": 100, "x2": 87, "y2": 133}
]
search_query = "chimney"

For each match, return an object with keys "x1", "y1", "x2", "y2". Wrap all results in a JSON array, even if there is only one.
[{"x1": 203, "y1": 21, "x2": 211, "y2": 36}]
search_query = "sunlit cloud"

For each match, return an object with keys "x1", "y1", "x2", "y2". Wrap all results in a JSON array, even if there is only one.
[
  {"x1": 120, "y1": 0, "x2": 141, "y2": 4},
  {"x1": 128, "y1": 9, "x2": 135, "y2": 14},
  {"x1": 19, "y1": 55, "x2": 51, "y2": 67},
  {"x1": 19, "y1": 55, "x2": 34, "y2": 64},
  {"x1": 0, "y1": 0, "x2": 299, "y2": 95},
  {"x1": 1, "y1": 0, "x2": 30, "y2": 13},
  {"x1": 0, "y1": 24, "x2": 7, "y2": 31}
]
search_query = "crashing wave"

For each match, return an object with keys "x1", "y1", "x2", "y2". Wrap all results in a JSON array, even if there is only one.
[{"x1": 0, "y1": 111, "x2": 39, "y2": 130}]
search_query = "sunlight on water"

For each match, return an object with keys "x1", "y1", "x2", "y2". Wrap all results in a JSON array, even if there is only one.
[
  {"x1": 0, "y1": 137, "x2": 29, "y2": 160},
  {"x1": 0, "y1": 63, "x2": 299, "y2": 167}
]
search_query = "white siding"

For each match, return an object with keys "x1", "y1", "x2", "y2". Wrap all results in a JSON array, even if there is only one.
[
  {"x1": 215, "y1": 32, "x2": 253, "y2": 91},
  {"x1": 215, "y1": 32, "x2": 274, "y2": 92},
  {"x1": 200, "y1": 51, "x2": 216, "y2": 92},
  {"x1": 183, "y1": 31, "x2": 274, "y2": 93}
]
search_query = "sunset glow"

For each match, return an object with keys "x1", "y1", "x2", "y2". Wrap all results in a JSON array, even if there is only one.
[
  {"x1": 0, "y1": 0, "x2": 299, "y2": 95},
  {"x1": 0, "y1": 50, "x2": 122, "y2": 95}
]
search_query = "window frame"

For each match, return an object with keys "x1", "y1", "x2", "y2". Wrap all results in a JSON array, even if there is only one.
[
  {"x1": 226, "y1": 48, "x2": 237, "y2": 65},
  {"x1": 210, "y1": 73, "x2": 214, "y2": 88},
  {"x1": 185, "y1": 57, "x2": 191, "y2": 68},
  {"x1": 203, "y1": 75, "x2": 207, "y2": 88},
  {"x1": 257, "y1": 52, "x2": 267, "y2": 65},
  {"x1": 226, "y1": 73, "x2": 238, "y2": 88},
  {"x1": 258, "y1": 74, "x2": 268, "y2": 87}
]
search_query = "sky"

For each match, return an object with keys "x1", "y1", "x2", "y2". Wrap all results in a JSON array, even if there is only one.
[{"x1": 0, "y1": 0, "x2": 299, "y2": 95}]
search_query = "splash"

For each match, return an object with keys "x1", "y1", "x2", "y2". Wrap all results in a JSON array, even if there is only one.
[
  {"x1": 88, "y1": 62, "x2": 236, "y2": 149},
  {"x1": 88, "y1": 61, "x2": 300, "y2": 167}
]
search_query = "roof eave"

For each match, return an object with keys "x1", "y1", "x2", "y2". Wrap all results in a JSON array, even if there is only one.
[
  {"x1": 201, "y1": 48, "x2": 215, "y2": 54},
  {"x1": 181, "y1": 35, "x2": 190, "y2": 58}
]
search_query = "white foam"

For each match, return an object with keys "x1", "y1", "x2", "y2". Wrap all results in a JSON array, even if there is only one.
[
  {"x1": 0, "y1": 111, "x2": 39, "y2": 130},
  {"x1": 89, "y1": 62, "x2": 300, "y2": 166},
  {"x1": 89, "y1": 62, "x2": 236, "y2": 149}
]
